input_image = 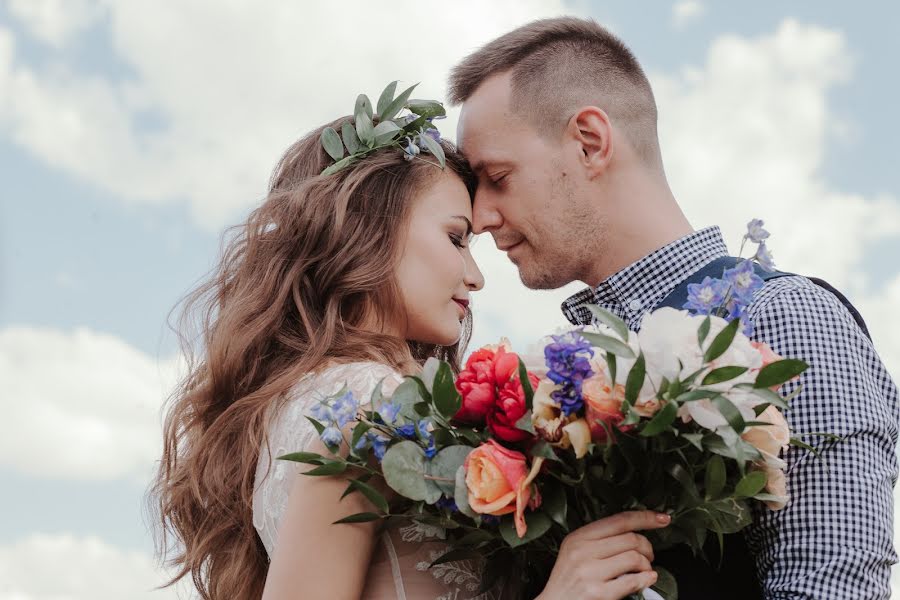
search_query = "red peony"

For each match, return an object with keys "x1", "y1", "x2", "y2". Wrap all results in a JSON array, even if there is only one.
[{"x1": 487, "y1": 371, "x2": 540, "y2": 442}]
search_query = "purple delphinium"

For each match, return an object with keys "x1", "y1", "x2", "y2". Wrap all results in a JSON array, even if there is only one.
[
  {"x1": 683, "y1": 276, "x2": 730, "y2": 315},
  {"x1": 396, "y1": 423, "x2": 417, "y2": 439},
  {"x1": 745, "y1": 219, "x2": 770, "y2": 244},
  {"x1": 544, "y1": 332, "x2": 594, "y2": 416},
  {"x1": 331, "y1": 391, "x2": 358, "y2": 429},
  {"x1": 755, "y1": 242, "x2": 776, "y2": 271},
  {"x1": 417, "y1": 419, "x2": 437, "y2": 459},
  {"x1": 377, "y1": 401, "x2": 402, "y2": 425},
  {"x1": 355, "y1": 430, "x2": 389, "y2": 461},
  {"x1": 723, "y1": 260, "x2": 764, "y2": 305},
  {"x1": 320, "y1": 426, "x2": 343, "y2": 448},
  {"x1": 435, "y1": 497, "x2": 458, "y2": 512}
]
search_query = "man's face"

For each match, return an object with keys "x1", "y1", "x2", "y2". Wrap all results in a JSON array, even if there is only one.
[{"x1": 457, "y1": 73, "x2": 594, "y2": 290}]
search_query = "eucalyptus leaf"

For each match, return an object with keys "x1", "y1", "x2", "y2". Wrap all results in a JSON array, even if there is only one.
[
  {"x1": 407, "y1": 99, "x2": 447, "y2": 118},
  {"x1": 499, "y1": 512, "x2": 552, "y2": 548},
  {"x1": 373, "y1": 120, "x2": 402, "y2": 145},
  {"x1": 454, "y1": 465, "x2": 477, "y2": 518},
  {"x1": 586, "y1": 304, "x2": 629, "y2": 340},
  {"x1": 419, "y1": 132, "x2": 446, "y2": 168},
  {"x1": 321, "y1": 155, "x2": 358, "y2": 176},
  {"x1": 704, "y1": 318, "x2": 740, "y2": 362},
  {"x1": 543, "y1": 484, "x2": 568, "y2": 530},
  {"x1": 421, "y1": 357, "x2": 441, "y2": 394},
  {"x1": 379, "y1": 83, "x2": 418, "y2": 121},
  {"x1": 341, "y1": 122, "x2": 361, "y2": 154},
  {"x1": 355, "y1": 93, "x2": 374, "y2": 120},
  {"x1": 381, "y1": 441, "x2": 441, "y2": 502},
  {"x1": 376, "y1": 80, "x2": 398, "y2": 116},
  {"x1": 580, "y1": 331, "x2": 635, "y2": 359},
  {"x1": 355, "y1": 111, "x2": 375, "y2": 147},
  {"x1": 428, "y1": 446, "x2": 472, "y2": 496},
  {"x1": 320, "y1": 127, "x2": 344, "y2": 161}
]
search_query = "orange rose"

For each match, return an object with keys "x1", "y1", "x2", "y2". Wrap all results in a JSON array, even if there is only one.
[
  {"x1": 464, "y1": 440, "x2": 543, "y2": 537},
  {"x1": 582, "y1": 371, "x2": 631, "y2": 442}
]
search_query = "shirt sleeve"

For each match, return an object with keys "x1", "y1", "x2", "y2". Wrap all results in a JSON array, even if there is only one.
[{"x1": 745, "y1": 277, "x2": 899, "y2": 599}]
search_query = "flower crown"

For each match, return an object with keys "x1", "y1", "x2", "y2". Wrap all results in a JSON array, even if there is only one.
[{"x1": 319, "y1": 81, "x2": 447, "y2": 176}]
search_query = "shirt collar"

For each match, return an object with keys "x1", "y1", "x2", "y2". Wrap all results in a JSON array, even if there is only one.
[{"x1": 561, "y1": 226, "x2": 729, "y2": 327}]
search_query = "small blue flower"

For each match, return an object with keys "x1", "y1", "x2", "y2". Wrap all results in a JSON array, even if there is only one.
[
  {"x1": 724, "y1": 300, "x2": 755, "y2": 337},
  {"x1": 403, "y1": 137, "x2": 420, "y2": 161},
  {"x1": 683, "y1": 276, "x2": 729, "y2": 315},
  {"x1": 745, "y1": 219, "x2": 770, "y2": 244},
  {"x1": 435, "y1": 497, "x2": 458, "y2": 512},
  {"x1": 396, "y1": 423, "x2": 417, "y2": 439},
  {"x1": 417, "y1": 419, "x2": 437, "y2": 458},
  {"x1": 418, "y1": 127, "x2": 441, "y2": 146},
  {"x1": 331, "y1": 391, "x2": 359, "y2": 429},
  {"x1": 755, "y1": 242, "x2": 776, "y2": 271},
  {"x1": 309, "y1": 402, "x2": 333, "y2": 423},
  {"x1": 723, "y1": 260, "x2": 764, "y2": 304},
  {"x1": 371, "y1": 436, "x2": 388, "y2": 461},
  {"x1": 320, "y1": 426, "x2": 343, "y2": 447},
  {"x1": 378, "y1": 401, "x2": 402, "y2": 425}
]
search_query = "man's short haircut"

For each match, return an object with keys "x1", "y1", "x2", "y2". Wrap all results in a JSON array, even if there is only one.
[{"x1": 449, "y1": 17, "x2": 662, "y2": 167}]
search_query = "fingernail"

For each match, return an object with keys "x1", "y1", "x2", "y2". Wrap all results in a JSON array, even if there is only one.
[{"x1": 656, "y1": 513, "x2": 671, "y2": 524}]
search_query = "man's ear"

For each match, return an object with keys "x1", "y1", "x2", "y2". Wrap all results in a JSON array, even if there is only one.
[{"x1": 566, "y1": 106, "x2": 613, "y2": 177}]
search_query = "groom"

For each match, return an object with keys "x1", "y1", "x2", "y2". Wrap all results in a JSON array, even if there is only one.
[{"x1": 450, "y1": 17, "x2": 899, "y2": 599}]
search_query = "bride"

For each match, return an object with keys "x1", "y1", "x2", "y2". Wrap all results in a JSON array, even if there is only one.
[{"x1": 149, "y1": 96, "x2": 668, "y2": 599}]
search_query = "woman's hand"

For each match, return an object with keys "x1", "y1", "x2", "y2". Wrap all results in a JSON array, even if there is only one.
[{"x1": 536, "y1": 510, "x2": 670, "y2": 600}]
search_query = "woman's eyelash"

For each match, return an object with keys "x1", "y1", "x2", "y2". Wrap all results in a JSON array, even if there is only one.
[{"x1": 450, "y1": 234, "x2": 467, "y2": 248}]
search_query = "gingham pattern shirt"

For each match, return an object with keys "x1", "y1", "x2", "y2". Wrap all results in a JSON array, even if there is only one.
[{"x1": 562, "y1": 227, "x2": 899, "y2": 599}]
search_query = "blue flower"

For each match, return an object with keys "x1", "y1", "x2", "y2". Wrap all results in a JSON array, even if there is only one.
[
  {"x1": 544, "y1": 332, "x2": 594, "y2": 416},
  {"x1": 724, "y1": 300, "x2": 755, "y2": 337},
  {"x1": 754, "y1": 242, "x2": 776, "y2": 271},
  {"x1": 417, "y1": 419, "x2": 437, "y2": 459},
  {"x1": 396, "y1": 423, "x2": 417, "y2": 439},
  {"x1": 309, "y1": 401, "x2": 333, "y2": 423},
  {"x1": 418, "y1": 127, "x2": 441, "y2": 146},
  {"x1": 435, "y1": 497, "x2": 458, "y2": 512},
  {"x1": 403, "y1": 137, "x2": 420, "y2": 161},
  {"x1": 683, "y1": 276, "x2": 729, "y2": 315},
  {"x1": 331, "y1": 391, "x2": 359, "y2": 429},
  {"x1": 745, "y1": 219, "x2": 770, "y2": 244},
  {"x1": 723, "y1": 260, "x2": 764, "y2": 304},
  {"x1": 377, "y1": 401, "x2": 402, "y2": 425},
  {"x1": 356, "y1": 430, "x2": 390, "y2": 462},
  {"x1": 320, "y1": 426, "x2": 343, "y2": 447}
]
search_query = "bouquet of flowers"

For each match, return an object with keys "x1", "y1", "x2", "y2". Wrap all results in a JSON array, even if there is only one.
[{"x1": 281, "y1": 221, "x2": 824, "y2": 599}]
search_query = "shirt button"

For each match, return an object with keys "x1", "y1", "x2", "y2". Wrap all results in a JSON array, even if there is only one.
[{"x1": 628, "y1": 299, "x2": 643, "y2": 312}]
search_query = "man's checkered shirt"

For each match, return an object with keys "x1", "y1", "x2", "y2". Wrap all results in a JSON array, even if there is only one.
[{"x1": 561, "y1": 226, "x2": 899, "y2": 599}]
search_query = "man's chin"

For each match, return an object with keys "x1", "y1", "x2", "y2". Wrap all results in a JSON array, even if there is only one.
[{"x1": 516, "y1": 263, "x2": 572, "y2": 290}]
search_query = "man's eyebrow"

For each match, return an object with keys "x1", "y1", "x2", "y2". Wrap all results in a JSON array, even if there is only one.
[{"x1": 451, "y1": 215, "x2": 473, "y2": 236}]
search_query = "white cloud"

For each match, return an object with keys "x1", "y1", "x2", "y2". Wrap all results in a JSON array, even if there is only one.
[
  {"x1": 0, "y1": 533, "x2": 185, "y2": 600},
  {"x1": 0, "y1": 326, "x2": 182, "y2": 482},
  {"x1": 0, "y1": 0, "x2": 584, "y2": 228},
  {"x1": 5, "y1": 0, "x2": 103, "y2": 47},
  {"x1": 671, "y1": 0, "x2": 705, "y2": 28},
  {"x1": 653, "y1": 19, "x2": 900, "y2": 294}
]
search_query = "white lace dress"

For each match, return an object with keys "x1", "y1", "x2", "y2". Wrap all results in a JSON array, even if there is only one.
[{"x1": 252, "y1": 361, "x2": 503, "y2": 600}]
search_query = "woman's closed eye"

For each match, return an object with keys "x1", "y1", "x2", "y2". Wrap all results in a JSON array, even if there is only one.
[{"x1": 449, "y1": 233, "x2": 471, "y2": 249}]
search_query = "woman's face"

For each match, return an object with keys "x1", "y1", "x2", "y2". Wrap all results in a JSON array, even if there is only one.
[{"x1": 395, "y1": 170, "x2": 485, "y2": 346}]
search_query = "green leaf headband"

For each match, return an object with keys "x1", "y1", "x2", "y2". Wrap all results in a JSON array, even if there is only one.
[{"x1": 319, "y1": 81, "x2": 447, "y2": 176}]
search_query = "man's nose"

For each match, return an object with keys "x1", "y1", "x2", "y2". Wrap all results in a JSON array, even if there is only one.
[{"x1": 472, "y1": 189, "x2": 503, "y2": 235}]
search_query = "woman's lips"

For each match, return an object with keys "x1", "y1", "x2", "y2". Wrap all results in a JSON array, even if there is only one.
[{"x1": 453, "y1": 299, "x2": 469, "y2": 315}]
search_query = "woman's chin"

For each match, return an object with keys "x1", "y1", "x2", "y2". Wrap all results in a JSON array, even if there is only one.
[{"x1": 410, "y1": 323, "x2": 462, "y2": 348}]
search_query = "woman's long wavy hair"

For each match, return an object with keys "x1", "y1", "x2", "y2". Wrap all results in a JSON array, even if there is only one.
[{"x1": 148, "y1": 116, "x2": 477, "y2": 600}]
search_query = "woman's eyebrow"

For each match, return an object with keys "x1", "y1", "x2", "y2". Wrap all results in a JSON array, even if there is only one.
[{"x1": 451, "y1": 215, "x2": 473, "y2": 236}]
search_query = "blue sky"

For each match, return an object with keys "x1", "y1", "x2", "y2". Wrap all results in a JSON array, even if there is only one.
[{"x1": 1, "y1": 1, "x2": 898, "y2": 597}]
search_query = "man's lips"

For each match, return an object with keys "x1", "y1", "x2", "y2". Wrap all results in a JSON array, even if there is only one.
[{"x1": 496, "y1": 239, "x2": 523, "y2": 252}]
